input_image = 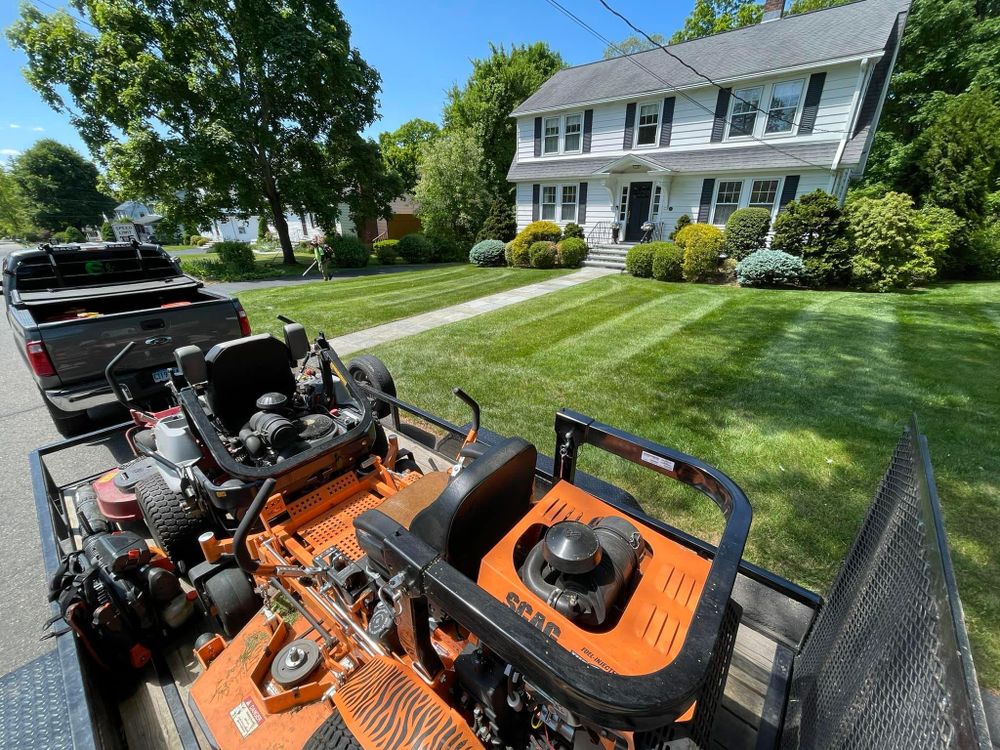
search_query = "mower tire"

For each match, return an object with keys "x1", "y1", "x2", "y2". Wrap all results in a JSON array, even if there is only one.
[
  {"x1": 346, "y1": 355, "x2": 395, "y2": 419},
  {"x1": 134, "y1": 473, "x2": 207, "y2": 570},
  {"x1": 304, "y1": 710, "x2": 361, "y2": 750},
  {"x1": 202, "y1": 568, "x2": 260, "y2": 638}
]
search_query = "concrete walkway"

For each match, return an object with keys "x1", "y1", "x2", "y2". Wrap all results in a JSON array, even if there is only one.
[{"x1": 329, "y1": 266, "x2": 616, "y2": 356}]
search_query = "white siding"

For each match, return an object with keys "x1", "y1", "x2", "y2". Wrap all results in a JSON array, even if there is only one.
[
  {"x1": 515, "y1": 180, "x2": 614, "y2": 234},
  {"x1": 811, "y1": 62, "x2": 860, "y2": 135}
]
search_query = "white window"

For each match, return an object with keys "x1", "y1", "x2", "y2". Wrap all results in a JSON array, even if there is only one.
[
  {"x1": 635, "y1": 103, "x2": 659, "y2": 146},
  {"x1": 618, "y1": 185, "x2": 629, "y2": 222},
  {"x1": 652, "y1": 185, "x2": 662, "y2": 219},
  {"x1": 560, "y1": 185, "x2": 577, "y2": 221},
  {"x1": 564, "y1": 114, "x2": 582, "y2": 152},
  {"x1": 543, "y1": 117, "x2": 560, "y2": 154},
  {"x1": 749, "y1": 179, "x2": 780, "y2": 212},
  {"x1": 728, "y1": 87, "x2": 762, "y2": 138},
  {"x1": 713, "y1": 181, "x2": 743, "y2": 225},
  {"x1": 765, "y1": 80, "x2": 804, "y2": 134},
  {"x1": 541, "y1": 186, "x2": 557, "y2": 220}
]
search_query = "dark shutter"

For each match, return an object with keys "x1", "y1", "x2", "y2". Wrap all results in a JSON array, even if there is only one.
[
  {"x1": 583, "y1": 109, "x2": 594, "y2": 153},
  {"x1": 710, "y1": 88, "x2": 732, "y2": 143},
  {"x1": 533, "y1": 117, "x2": 542, "y2": 158},
  {"x1": 779, "y1": 175, "x2": 800, "y2": 210},
  {"x1": 798, "y1": 73, "x2": 826, "y2": 135},
  {"x1": 659, "y1": 97, "x2": 675, "y2": 148},
  {"x1": 623, "y1": 102, "x2": 637, "y2": 150},
  {"x1": 698, "y1": 178, "x2": 716, "y2": 223},
  {"x1": 577, "y1": 183, "x2": 588, "y2": 225},
  {"x1": 532, "y1": 184, "x2": 541, "y2": 222}
]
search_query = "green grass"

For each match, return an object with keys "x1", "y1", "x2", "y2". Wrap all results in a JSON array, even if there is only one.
[
  {"x1": 163, "y1": 244, "x2": 198, "y2": 252},
  {"x1": 239, "y1": 265, "x2": 572, "y2": 339},
  {"x1": 359, "y1": 277, "x2": 1000, "y2": 689},
  {"x1": 179, "y1": 251, "x2": 318, "y2": 280}
]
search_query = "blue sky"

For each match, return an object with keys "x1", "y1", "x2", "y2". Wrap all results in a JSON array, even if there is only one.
[{"x1": 0, "y1": 0, "x2": 690, "y2": 160}]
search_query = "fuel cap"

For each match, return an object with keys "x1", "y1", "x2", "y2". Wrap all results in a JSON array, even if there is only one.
[{"x1": 542, "y1": 520, "x2": 602, "y2": 575}]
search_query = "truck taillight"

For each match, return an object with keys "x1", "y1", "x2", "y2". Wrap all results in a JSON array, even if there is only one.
[
  {"x1": 26, "y1": 340, "x2": 56, "y2": 377},
  {"x1": 235, "y1": 304, "x2": 251, "y2": 337}
]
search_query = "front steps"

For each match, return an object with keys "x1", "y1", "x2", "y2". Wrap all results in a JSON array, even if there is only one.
[{"x1": 583, "y1": 242, "x2": 634, "y2": 271}]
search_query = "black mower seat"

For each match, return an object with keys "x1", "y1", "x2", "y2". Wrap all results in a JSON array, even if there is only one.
[
  {"x1": 356, "y1": 437, "x2": 537, "y2": 580},
  {"x1": 204, "y1": 334, "x2": 295, "y2": 433}
]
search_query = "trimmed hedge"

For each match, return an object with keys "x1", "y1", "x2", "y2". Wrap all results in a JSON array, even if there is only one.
[
  {"x1": 680, "y1": 225, "x2": 725, "y2": 282},
  {"x1": 625, "y1": 245, "x2": 655, "y2": 278},
  {"x1": 735, "y1": 249, "x2": 804, "y2": 287},
  {"x1": 511, "y1": 243, "x2": 533, "y2": 268},
  {"x1": 724, "y1": 207, "x2": 771, "y2": 260},
  {"x1": 397, "y1": 232, "x2": 434, "y2": 264},
  {"x1": 650, "y1": 242, "x2": 684, "y2": 281},
  {"x1": 562, "y1": 222, "x2": 585, "y2": 241},
  {"x1": 373, "y1": 239, "x2": 399, "y2": 264},
  {"x1": 557, "y1": 237, "x2": 588, "y2": 268},
  {"x1": 675, "y1": 223, "x2": 722, "y2": 251},
  {"x1": 469, "y1": 239, "x2": 507, "y2": 267},
  {"x1": 510, "y1": 221, "x2": 561, "y2": 257},
  {"x1": 669, "y1": 214, "x2": 691, "y2": 241},
  {"x1": 330, "y1": 234, "x2": 369, "y2": 268},
  {"x1": 529, "y1": 241, "x2": 558, "y2": 269},
  {"x1": 216, "y1": 241, "x2": 255, "y2": 270}
]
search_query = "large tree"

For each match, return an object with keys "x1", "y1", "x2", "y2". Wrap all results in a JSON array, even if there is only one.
[
  {"x1": 378, "y1": 119, "x2": 440, "y2": 194},
  {"x1": 670, "y1": 1, "x2": 763, "y2": 44},
  {"x1": 0, "y1": 167, "x2": 33, "y2": 238},
  {"x1": 8, "y1": 0, "x2": 394, "y2": 263},
  {"x1": 10, "y1": 140, "x2": 114, "y2": 231},
  {"x1": 444, "y1": 43, "x2": 565, "y2": 199},
  {"x1": 603, "y1": 33, "x2": 667, "y2": 58}
]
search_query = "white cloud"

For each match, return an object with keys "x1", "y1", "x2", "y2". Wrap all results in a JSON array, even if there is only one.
[
  {"x1": 8, "y1": 123, "x2": 20, "y2": 129},
  {"x1": 32, "y1": 126, "x2": 44, "y2": 132},
  {"x1": 0, "y1": 148, "x2": 21, "y2": 157}
]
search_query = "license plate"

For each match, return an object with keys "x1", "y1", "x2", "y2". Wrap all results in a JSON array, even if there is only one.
[{"x1": 152, "y1": 368, "x2": 172, "y2": 383}]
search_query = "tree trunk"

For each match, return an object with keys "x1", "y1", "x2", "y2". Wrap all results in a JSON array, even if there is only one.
[{"x1": 264, "y1": 184, "x2": 295, "y2": 264}]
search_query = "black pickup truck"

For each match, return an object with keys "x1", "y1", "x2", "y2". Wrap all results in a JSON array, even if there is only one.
[{"x1": 1, "y1": 242, "x2": 250, "y2": 434}]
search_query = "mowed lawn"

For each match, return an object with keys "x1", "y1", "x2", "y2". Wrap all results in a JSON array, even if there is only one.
[
  {"x1": 239, "y1": 266, "x2": 571, "y2": 339},
  {"x1": 361, "y1": 276, "x2": 1000, "y2": 688}
]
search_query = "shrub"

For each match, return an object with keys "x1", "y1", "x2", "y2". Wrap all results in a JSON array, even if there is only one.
[
  {"x1": 557, "y1": 237, "x2": 588, "y2": 268},
  {"x1": 736, "y1": 250, "x2": 805, "y2": 287},
  {"x1": 562, "y1": 222, "x2": 585, "y2": 241},
  {"x1": 625, "y1": 245, "x2": 656, "y2": 278},
  {"x1": 191, "y1": 235, "x2": 210, "y2": 246},
  {"x1": 469, "y1": 239, "x2": 507, "y2": 267},
  {"x1": 504, "y1": 241, "x2": 515, "y2": 266},
  {"x1": 669, "y1": 214, "x2": 692, "y2": 241},
  {"x1": 510, "y1": 221, "x2": 561, "y2": 256},
  {"x1": 915, "y1": 205, "x2": 968, "y2": 276},
  {"x1": 681, "y1": 226, "x2": 725, "y2": 282},
  {"x1": 100, "y1": 221, "x2": 114, "y2": 241},
  {"x1": 724, "y1": 208, "x2": 771, "y2": 260},
  {"x1": 529, "y1": 241, "x2": 558, "y2": 269},
  {"x1": 966, "y1": 224, "x2": 1000, "y2": 279},
  {"x1": 511, "y1": 243, "x2": 533, "y2": 268},
  {"x1": 397, "y1": 232, "x2": 434, "y2": 264},
  {"x1": 772, "y1": 190, "x2": 851, "y2": 287},
  {"x1": 650, "y1": 242, "x2": 684, "y2": 281},
  {"x1": 373, "y1": 239, "x2": 399, "y2": 265},
  {"x1": 215, "y1": 241, "x2": 256, "y2": 270},
  {"x1": 330, "y1": 234, "x2": 369, "y2": 268},
  {"x1": 847, "y1": 192, "x2": 936, "y2": 291},
  {"x1": 476, "y1": 200, "x2": 517, "y2": 243},
  {"x1": 425, "y1": 229, "x2": 464, "y2": 263}
]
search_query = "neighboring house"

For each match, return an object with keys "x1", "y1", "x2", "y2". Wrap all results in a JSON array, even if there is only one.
[
  {"x1": 507, "y1": 0, "x2": 909, "y2": 248},
  {"x1": 207, "y1": 208, "x2": 357, "y2": 244},
  {"x1": 111, "y1": 200, "x2": 162, "y2": 241},
  {"x1": 374, "y1": 196, "x2": 422, "y2": 241}
]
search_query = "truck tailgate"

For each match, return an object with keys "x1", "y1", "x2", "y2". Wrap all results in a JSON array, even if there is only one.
[{"x1": 38, "y1": 296, "x2": 241, "y2": 385}]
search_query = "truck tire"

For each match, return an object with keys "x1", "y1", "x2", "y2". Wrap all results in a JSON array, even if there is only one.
[
  {"x1": 135, "y1": 473, "x2": 207, "y2": 570},
  {"x1": 304, "y1": 710, "x2": 362, "y2": 750},
  {"x1": 43, "y1": 397, "x2": 93, "y2": 437},
  {"x1": 346, "y1": 355, "x2": 395, "y2": 419},
  {"x1": 202, "y1": 568, "x2": 260, "y2": 638}
]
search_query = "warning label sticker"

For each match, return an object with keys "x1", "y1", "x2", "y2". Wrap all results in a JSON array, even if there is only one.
[
  {"x1": 230, "y1": 697, "x2": 264, "y2": 738},
  {"x1": 640, "y1": 450, "x2": 675, "y2": 472}
]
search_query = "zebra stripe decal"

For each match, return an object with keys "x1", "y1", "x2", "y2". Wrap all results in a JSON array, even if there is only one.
[{"x1": 334, "y1": 657, "x2": 480, "y2": 749}]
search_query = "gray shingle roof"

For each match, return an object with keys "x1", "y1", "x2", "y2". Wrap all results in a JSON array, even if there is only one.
[
  {"x1": 507, "y1": 141, "x2": 841, "y2": 181},
  {"x1": 512, "y1": 0, "x2": 909, "y2": 115}
]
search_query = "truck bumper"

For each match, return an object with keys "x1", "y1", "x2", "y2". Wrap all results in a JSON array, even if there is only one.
[{"x1": 44, "y1": 382, "x2": 117, "y2": 413}]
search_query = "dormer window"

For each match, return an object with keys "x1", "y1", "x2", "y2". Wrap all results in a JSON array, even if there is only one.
[
  {"x1": 765, "y1": 80, "x2": 804, "y2": 134},
  {"x1": 728, "y1": 87, "x2": 763, "y2": 138},
  {"x1": 543, "y1": 118, "x2": 560, "y2": 154},
  {"x1": 635, "y1": 103, "x2": 659, "y2": 146},
  {"x1": 727, "y1": 79, "x2": 805, "y2": 139}
]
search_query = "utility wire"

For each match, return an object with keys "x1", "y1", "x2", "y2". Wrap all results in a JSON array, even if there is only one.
[
  {"x1": 596, "y1": 0, "x2": 839, "y2": 136},
  {"x1": 542, "y1": 0, "x2": 832, "y2": 170}
]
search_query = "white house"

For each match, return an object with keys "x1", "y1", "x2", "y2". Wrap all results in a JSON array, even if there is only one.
[
  {"x1": 507, "y1": 0, "x2": 909, "y2": 265},
  {"x1": 207, "y1": 206, "x2": 358, "y2": 244}
]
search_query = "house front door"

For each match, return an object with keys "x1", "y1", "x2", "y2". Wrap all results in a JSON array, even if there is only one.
[{"x1": 625, "y1": 182, "x2": 652, "y2": 242}]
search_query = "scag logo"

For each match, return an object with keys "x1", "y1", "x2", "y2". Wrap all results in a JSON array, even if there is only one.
[{"x1": 505, "y1": 592, "x2": 561, "y2": 641}]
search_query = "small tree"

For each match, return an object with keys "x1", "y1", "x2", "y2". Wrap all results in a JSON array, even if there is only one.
[
  {"x1": 772, "y1": 190, "x2": 851, "y2": 287},
  {"x1": 476, "y1": 199, "x2": 517, "y2": 243},
  {"x1": 414, "y1": 130, "x2": 491, "y2": 252},
  {"x1": 724, "y1": 207, "x2": 771, "y2": 260},
  {"x1": 847, "y1": 192, "x2": 936, "y2": 291}
]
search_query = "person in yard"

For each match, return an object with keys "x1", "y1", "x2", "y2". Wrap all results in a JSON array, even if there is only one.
[{"x1": 312, "y1": 235, "x2": 334, "y2": 280}]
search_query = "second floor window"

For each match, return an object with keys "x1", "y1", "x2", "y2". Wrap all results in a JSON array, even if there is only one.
[
  {"x1": 564, "y1": 114, "x2": 582, "y2": 152},
  {"x1": 544, "y1": 118, "x2": 560, "y2": 154},
  {"x1": 636, "y1": 103, "x2": 659, "y2": 146},
  {"x1": 765, "y1": 80, "x2": 804, "y2": 134},
  {"x1": 729, "y1": 87, "x2": 763, "y2": 138}
]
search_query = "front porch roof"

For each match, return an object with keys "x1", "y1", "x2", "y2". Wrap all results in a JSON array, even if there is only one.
[{"x1": 591, "y1": 154, "x2": 672, "y2": 176}]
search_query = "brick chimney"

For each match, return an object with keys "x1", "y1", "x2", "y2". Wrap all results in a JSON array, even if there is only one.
[{"x1": 762, "y1": 0, "x2": 784, "y2": 22}]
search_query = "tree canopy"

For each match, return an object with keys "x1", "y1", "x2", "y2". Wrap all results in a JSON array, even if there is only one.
[
  {"x1": 378, "y1": 119, "x2": 440, "y2": 194},
  {"x1": 0, "y1": 167, "x2": 33, "y2": 238},
  {"x1": 8, "y1": 0, "x2": 396, "y2": 262},
  {"x1": 670, "y1": 1, "x2": 763, "y2": 43},
  {"x1": 444, "y1": 42, "x2": 565, "y2": 200},
  {"x1": 9, "y1": 139, "x2": 114, "y2": 231},
  {"x1": 603, "y1": 33, "x2": 667, "y2": 58}
]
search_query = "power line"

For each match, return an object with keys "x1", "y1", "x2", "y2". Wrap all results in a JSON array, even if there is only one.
[
  {"x1": 542, "y1": 0, "x2": 832, "y2": 170},
  {"x1": 596, "y1": 0, "x2": 840, "y2": 136}
]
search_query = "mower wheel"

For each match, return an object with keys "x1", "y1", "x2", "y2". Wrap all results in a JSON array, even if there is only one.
[
  {"x1": 134, "y1": 473, "x2": 207, "y2": 570},
  {"x1": 346, "y1": 355, "x2": 395, "y2": 419},
  {"x1": 202, "y1": 568, "x2": 260, "y2": 638},
  {"x1": 304, "y1": 710, "x2": 362, "y2": 750}
]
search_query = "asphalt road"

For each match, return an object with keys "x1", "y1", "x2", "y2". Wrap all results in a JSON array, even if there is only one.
[{"x1": 0, "y1": 240, "x2": 132, "y2": 676}]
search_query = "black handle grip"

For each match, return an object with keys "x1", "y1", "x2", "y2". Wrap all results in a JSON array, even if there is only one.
[
  {"x1": 105, "y1": 341, "x2": 136, "y2": 407},
  {"x1": 276, "y1": 314, "x2": 296, "y2": 324},
  {"x1": 452, "y1": 388, "x2": 480, "y2": 434},
  {"x1": 234, "y1": 478, "x2": 276, "y2": 574}
]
